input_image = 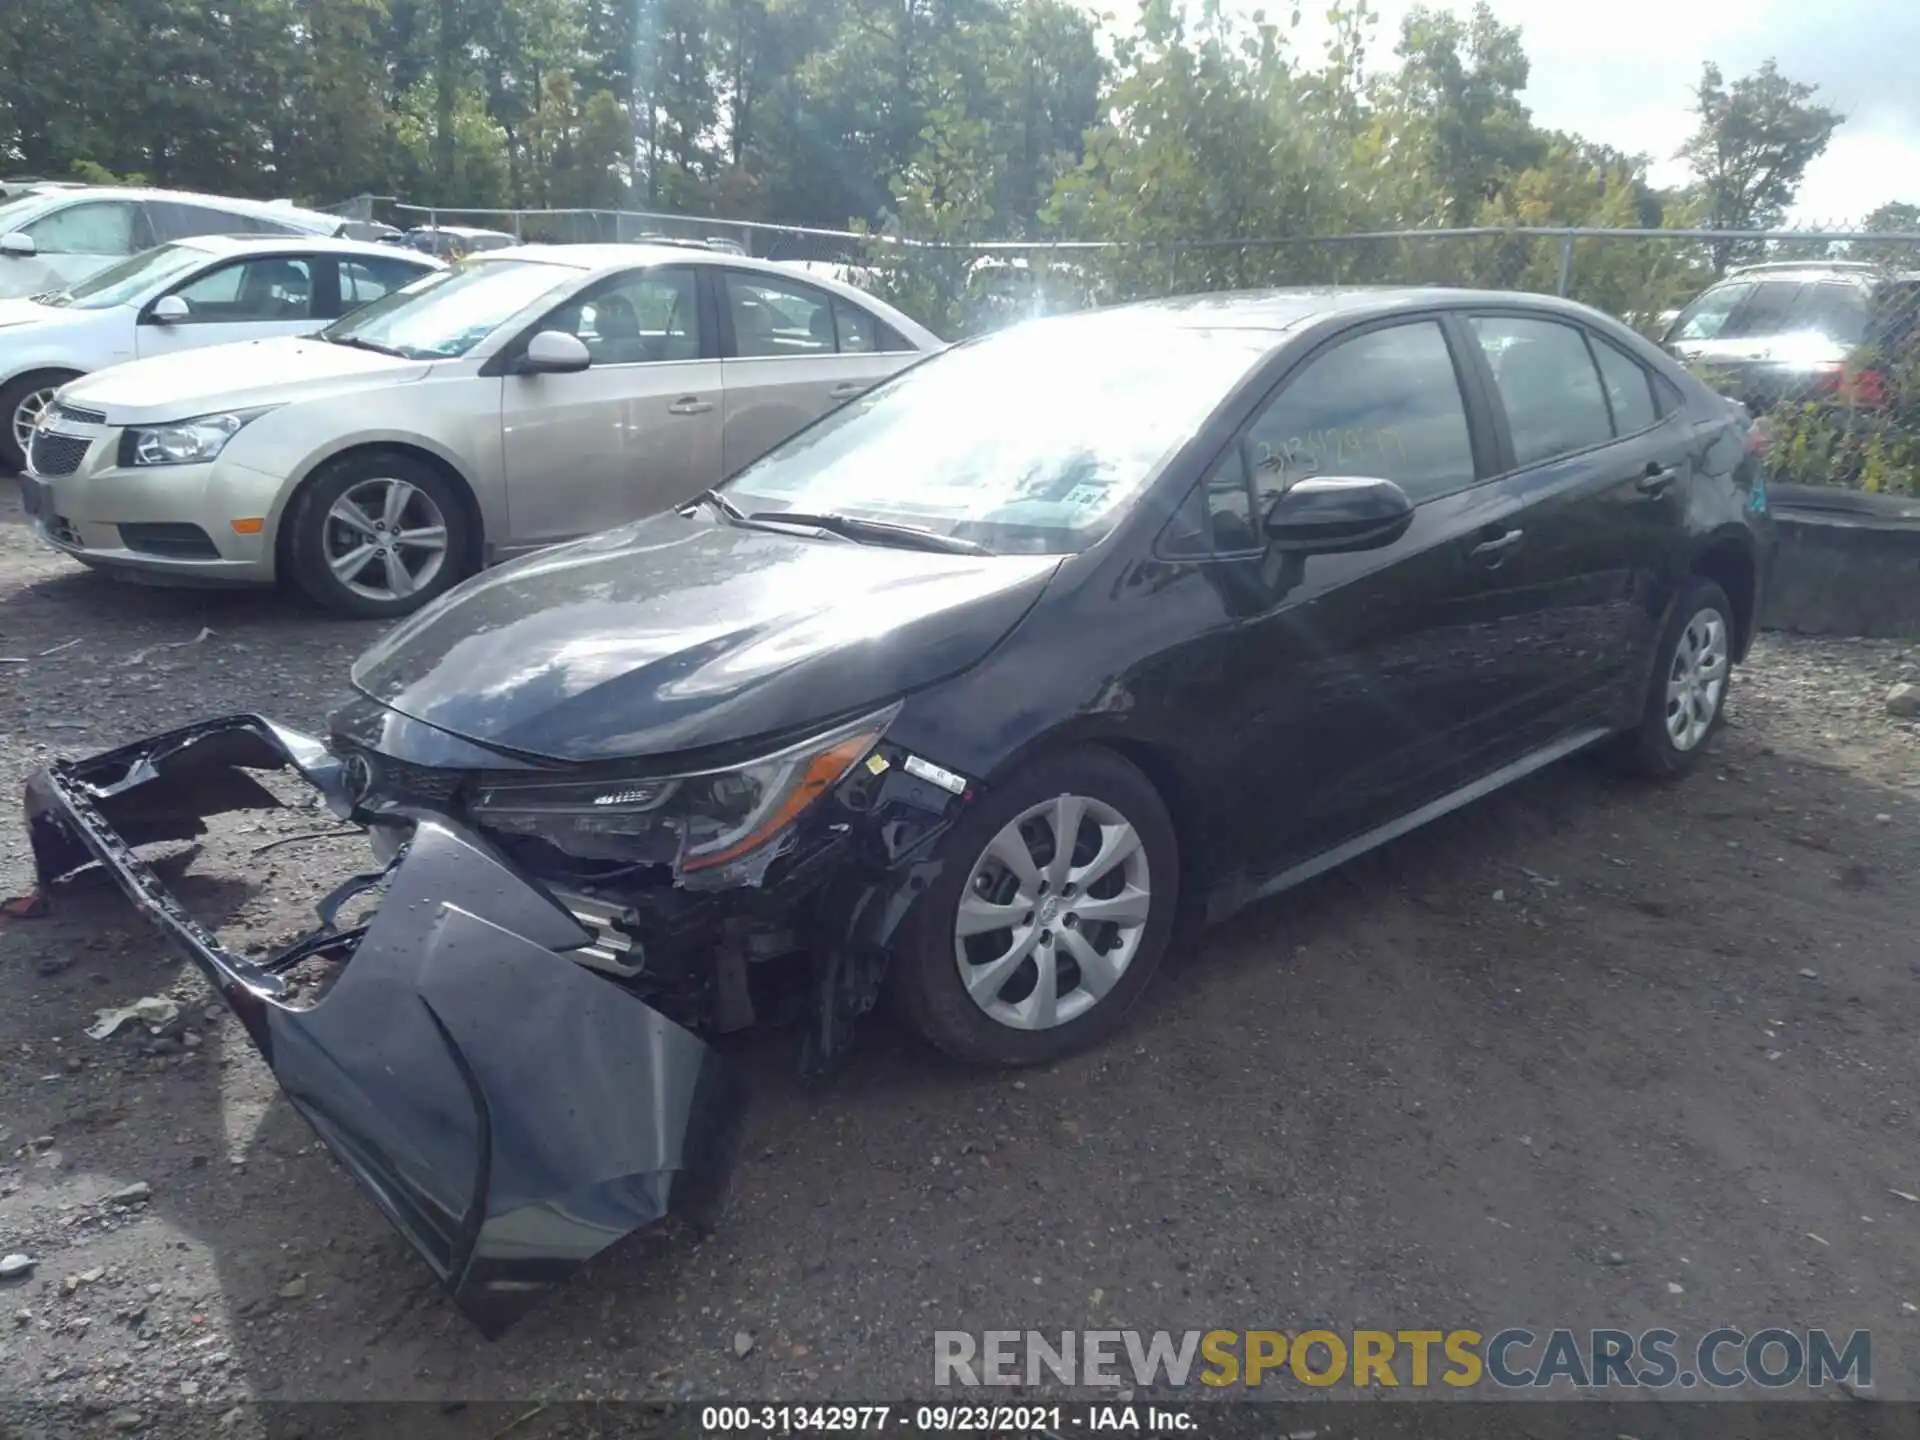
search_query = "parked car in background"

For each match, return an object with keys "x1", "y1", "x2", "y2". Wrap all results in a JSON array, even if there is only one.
[
  {"x1": 21, "y1": 243, "x2": 941, "y2": 615},
  {"x1": 24, "y1": 287, "x2": 1771, "y2": 1336},
  {"x1": 964, "y1": 254, "x2": 1101, "y2": 330},
  {"x1": 401, "y1": 225, "x2": 518, "y2": 259},
  {"x1": 1660, "y1": 260, "x2": 1920, "y2": 413},
  {"x1": 334, "y1": 218, "x2": 406, "y2": 246},
  {"x1": 0, "y1": 236, "x2": 440, "y2": 471},
  {"x1": 0, "y1": 187, "x2": 347, "y2": 302},
  {"x1": 780, "y1": 258, "x2": 888, "y2": 292},
  {"x1": 0, "y1": 178, "x2": 88, "y2": 202}
]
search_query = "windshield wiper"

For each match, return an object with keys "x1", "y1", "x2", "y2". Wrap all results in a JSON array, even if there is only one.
[
  {"x1": 325, "y1": 334, "x2": 406, "y2": 357},
  {"x1": 745, "y1": 510, "x2": 993, "y2": 556},
  {"x1": 688, "y1": 488, "x2": 747, "y2": 523},
  {"x1": 29, "y1": 289, "x2": 69, "y2": 306}
]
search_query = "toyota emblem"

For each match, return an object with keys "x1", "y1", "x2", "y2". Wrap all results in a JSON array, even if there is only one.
[{"x1": 340, "y1": 750, "x2": 377, "y2": 806}]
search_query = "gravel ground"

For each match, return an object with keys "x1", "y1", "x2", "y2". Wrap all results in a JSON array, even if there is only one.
[{"x1": 2, "y1": 475, "x2": 1918, "y2": 1433}]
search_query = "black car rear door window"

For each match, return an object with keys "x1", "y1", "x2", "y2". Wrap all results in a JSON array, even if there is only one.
[
  {"x1": 1469, "y1": 316, "x2": 1614, "y2": 466},
  {"x1": 1590, "y1": 337, "x2": 1659, "y2": 437}
]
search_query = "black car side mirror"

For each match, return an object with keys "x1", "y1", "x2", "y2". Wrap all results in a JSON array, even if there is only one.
[{"x1": 1263, "y1": 476, "x2": 1414, "y2": 554}]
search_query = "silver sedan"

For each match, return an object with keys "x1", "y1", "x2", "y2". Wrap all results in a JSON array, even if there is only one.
[{"x1": 21, "y1": 244, "x2": 941, "y2": 615}]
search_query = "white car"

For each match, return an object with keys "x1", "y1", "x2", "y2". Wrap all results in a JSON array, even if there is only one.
[
  {"x1": 0, "y1": 186, "x2": 347, "y2": 303},
  {"x1": 26, "y1": 244, "x2": 943, "y2": 616},
  {"x1": 1, "y1": 235, "x2": 441, "y2": 470}
]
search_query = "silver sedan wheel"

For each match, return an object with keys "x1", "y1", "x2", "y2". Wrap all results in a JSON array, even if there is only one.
[
  {"x1": 11, "y1": 385, "x2": 56, "y2": 460},
  {"x1": 324, "y1": 477, "x2": 449, "y2": 603},
  {"x1": 1666, "y1": 606, "x2": 1729, "y2": 751},
  {"x1": 953, "y1": 793, "x2": 1152, "y2": 1032}
]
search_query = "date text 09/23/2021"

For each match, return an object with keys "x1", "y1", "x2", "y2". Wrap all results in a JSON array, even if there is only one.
[{"x1": 701, "y1": 1407, "x2": 1178, "y2": 1433}]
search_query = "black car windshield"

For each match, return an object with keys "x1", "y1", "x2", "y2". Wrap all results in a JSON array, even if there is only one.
[
  {"x1": 318, "y1": 256, "x2": 573, "y2": 359},
  {"x1": 721, "y1": 314, "x2": 1276, "y2": 555}
]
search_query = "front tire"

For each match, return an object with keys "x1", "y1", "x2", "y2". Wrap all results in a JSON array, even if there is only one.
[
  {"x1": 1617, "y1": 577, "x2": 1734, "y2": 777},
  {"x1": 286, "y1": 452, "x2": 472, "y2": 618},
  {"x1": 2, "y1": 369, "x2": 82, "y2": 473},
  {"x1": 892, "y1": 747, "x2": 1178, "y2": 1067}
]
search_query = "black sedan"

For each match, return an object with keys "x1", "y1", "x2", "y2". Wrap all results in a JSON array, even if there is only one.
[{"x1": 22, "y1": 287, "x2": 1774, "y2": 1335}]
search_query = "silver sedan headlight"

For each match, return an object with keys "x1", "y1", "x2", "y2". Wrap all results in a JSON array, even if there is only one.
[{"x1": 122, "y1": 407, "x2": 277, "y2": 467}]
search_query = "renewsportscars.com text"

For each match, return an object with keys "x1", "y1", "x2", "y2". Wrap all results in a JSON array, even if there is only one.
[{"x1": 933, "y1": 1328, "x2": 1871, "y2": 1391}]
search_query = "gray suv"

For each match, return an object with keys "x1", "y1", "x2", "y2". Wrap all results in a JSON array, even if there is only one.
[{"x1": 1662, "y1": 260, "x2": 1920, "y2": 413}]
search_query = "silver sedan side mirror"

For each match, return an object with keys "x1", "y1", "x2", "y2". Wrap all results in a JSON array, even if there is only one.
[{"x1": 519, "y1": 330, "x2": 591, "y2": 375}]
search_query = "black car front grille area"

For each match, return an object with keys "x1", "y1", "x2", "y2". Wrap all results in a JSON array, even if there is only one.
[
  {"x1": 28, "y1": 430, "x2": 89, "y2": 478},
  {"x1": 51, "y1": 403, "x2": 106, "y2": 426},
  {"x1": 362, "y1": 753, "x2": 466, "y2": 810},
  {"x1": 119, "y1": 522, "x2": 220, "y2": 560}
]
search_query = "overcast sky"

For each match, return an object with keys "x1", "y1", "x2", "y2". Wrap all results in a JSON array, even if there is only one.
[{"x1": 1235, "y1": 0, "x2": 1920, "y2": 225}]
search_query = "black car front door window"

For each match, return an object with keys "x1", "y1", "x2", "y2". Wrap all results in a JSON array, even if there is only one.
[
  {"x1": 1162, "y1": 319, "x2": 1477, "y2": 558},
  {"x1": 1244, "y1": 320, "x2": 1477, "y2": 509}
]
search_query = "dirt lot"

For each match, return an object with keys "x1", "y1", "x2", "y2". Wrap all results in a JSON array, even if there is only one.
[{"x1": 1, "y1": 474, "x2": 1918, "y2": 1432}]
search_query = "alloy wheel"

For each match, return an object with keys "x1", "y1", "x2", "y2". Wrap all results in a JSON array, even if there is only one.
[
  {"x1": 11, "y1": 386, "x2": 56, "y2": 461},
  {"x1": 953, "y1": 792, "x2": 1152, "y2": 1031},
  {"x1": 323, "y1": 477, "x2": 449, "y2": 603},
  {"x1": 1665, "y1": 606, "x2": 1729, "y2": 752}
]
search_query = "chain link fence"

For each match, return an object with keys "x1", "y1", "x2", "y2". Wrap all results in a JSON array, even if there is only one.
[
  {"x1": 348, "y1": 201, "x2": 1920, "y2": 493},
  {"x1": 382, "y1": 203, "x2": 761, "y2": 253}
]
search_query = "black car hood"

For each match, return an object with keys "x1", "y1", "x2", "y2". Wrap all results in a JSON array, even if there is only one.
[{"x1": 351, "y1": 512, "x2": 1063, "y2": 763}]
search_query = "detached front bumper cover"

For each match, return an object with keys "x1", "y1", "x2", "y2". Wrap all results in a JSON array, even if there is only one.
[{"x1": 21, "y1": 716, "x2": 744, "y2": 1339}]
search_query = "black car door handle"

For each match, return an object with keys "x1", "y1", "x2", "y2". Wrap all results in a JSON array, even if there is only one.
[
  {"x1": 1470, "y1": 528, "x2": 1524, "y2": 565},
  {"x1": 1637, "y1": 464, "x2": 1679, "y2": 497}
]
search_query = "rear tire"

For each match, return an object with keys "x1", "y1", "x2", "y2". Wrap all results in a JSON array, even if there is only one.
[
  {"x1": 2, "y1": 369, "x2": 82, "y2": 473},
  {"x1": 1615, "y1": 577, "x2": 1734, "y2": 778},
  {"x1": 286, "y1": 452, "x2": 473, "y2": 618},
  {"x1": 892, "y1": 747, "x2": 1179, "y2": 1068}
]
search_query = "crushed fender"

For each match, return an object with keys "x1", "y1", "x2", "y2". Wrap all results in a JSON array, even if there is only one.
[{"x1": 21, "y1": 716, "x2": 745, "y2": 1338}]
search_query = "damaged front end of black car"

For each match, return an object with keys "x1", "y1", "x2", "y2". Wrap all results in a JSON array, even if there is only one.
[{"x1": 18, "y1": 692, "x2": 979, "y2": 1337}]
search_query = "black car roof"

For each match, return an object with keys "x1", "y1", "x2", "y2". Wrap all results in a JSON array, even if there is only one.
[{"x1": 1102, "y1": 286, "x2": 1628, "y2": 332}]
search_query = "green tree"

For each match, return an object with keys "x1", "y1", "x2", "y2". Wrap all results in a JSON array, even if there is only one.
[
  {"x1": 1679, "y1": 59, "x2": 1841, "y2": 271},
  {"x1": 290, "y1": 0, "x2": 397, "y2": 203},
  {"x1": 1046, "y1": 0, "x2": 1354, "y2": 297},
  {"x1": 1854, "y1": 201, "x2": 1920, "y2": 269},
  {"x1": 982, "y1": 0, "x2": 1105, "y2": 234},
  {"x1": 1380, "y1": 1, "x2": 1540, "y2": 226},
  {"x1": 394, "y1": 74, "x2": 512, "y2": 206},
  {"x1": 566, "y1": 88, "x2": 632, "y2": 206}
]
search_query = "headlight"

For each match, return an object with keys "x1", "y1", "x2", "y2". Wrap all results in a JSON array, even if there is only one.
[
  {"x1": 469, "y1": 705, "x2": 899, "y2": 881},
  {"x1": 120, "y1": 407, "x2": 276, "y2": 467}
]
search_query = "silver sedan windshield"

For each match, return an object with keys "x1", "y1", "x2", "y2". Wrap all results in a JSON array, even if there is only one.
[{"x1": 319, "y1": 257, "x2": 575, "y2": 359}]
